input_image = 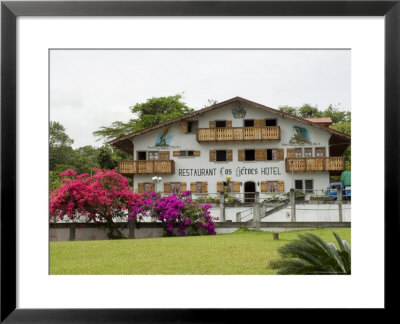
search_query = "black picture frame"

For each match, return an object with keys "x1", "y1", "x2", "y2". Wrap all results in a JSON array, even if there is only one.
[{"x1": 1, "y1": 0, "x2": 398, "y2": 322}]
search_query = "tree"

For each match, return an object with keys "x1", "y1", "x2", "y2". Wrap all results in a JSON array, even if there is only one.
[
  {"x1": 97, "y1": 146, "x2": 118, "y2": 170},
  {"x1": 93, "y1": 94, "x2": 194, "y2": 142},
  {"x1": 298, "y1": 104, "x2": 322, "y2": 118},
  {"x1": 49, "y1": 168, "x2": 142, "y2": 239},
  {"x1": 50, "y1": 121, "x2": 74, "y2": 148},
  {"x1": 269, "y1": 232, "x2": 351, "y2": 274},
  {"x1": 203, "y1": 99, "x2": 218, "y2": 107},
  {"x1": 49, "y1": 121, "x2": 75, "y2": 171},
  {"x1": 279, "y1": 105, "x2": 299, "y2": 116},
  {"x1": 49, "y1": 171, "x2": 62, "y2": 192},
  {"x1": 279, "y1": 104, "x2": 350, "y2": 134}
]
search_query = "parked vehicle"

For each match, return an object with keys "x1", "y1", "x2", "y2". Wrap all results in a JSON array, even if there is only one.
[{"x1": 326, "y1": 171, "x2": 351, "y2": 200}]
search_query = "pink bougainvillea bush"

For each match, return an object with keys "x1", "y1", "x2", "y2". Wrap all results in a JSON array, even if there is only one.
[
  {"x1": 130, "y1": 190, "x2": 216, "y2": 236},
  {"x1": 49, "y1": 168, "x2": 142, "y2": 238}
]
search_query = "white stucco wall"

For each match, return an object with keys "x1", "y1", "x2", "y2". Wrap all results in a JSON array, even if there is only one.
[{"x1": 130, "y1": 101, "x2": 334, "y2": 194}]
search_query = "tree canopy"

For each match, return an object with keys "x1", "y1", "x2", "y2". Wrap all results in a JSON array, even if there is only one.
[
  {"x1": 93, "y1": 94, "x2": 194, "y2": 142},
  {"x1": 49, "y1": 121, "x2": 131, "y2": 191},
  {"x1": 279, "y1": 103, "x2": 351, "y2": 135}
]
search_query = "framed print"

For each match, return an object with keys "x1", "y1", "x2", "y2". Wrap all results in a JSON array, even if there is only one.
[{"x1": 1, "y1": 0, "x2": 399, "y2": 322}]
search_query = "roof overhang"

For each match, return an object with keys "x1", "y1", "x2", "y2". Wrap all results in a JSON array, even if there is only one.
[{"x1": 108, "y1": 96, "x2": 351, "y2": 155}]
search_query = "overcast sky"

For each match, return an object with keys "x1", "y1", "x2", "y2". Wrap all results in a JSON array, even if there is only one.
[{"x1": 50, "y1": 49, "x2": 351, "y2": 148}]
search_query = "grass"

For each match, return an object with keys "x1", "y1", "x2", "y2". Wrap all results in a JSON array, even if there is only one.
[{"x1": 50, "y1": 228, "x2": 351, "y2": 275}]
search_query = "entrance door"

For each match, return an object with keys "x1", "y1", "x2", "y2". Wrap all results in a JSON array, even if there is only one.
[{"x1": 244, "y1": 181, "x2": 256, "y2": 203}]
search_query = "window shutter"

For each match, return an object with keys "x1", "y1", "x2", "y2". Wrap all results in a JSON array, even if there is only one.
[
  {"x1": 260, "y1": 181, "x2": 267, "y2": 193},
  {"x1": 173, "y1": 151, "x2": 180, "y2": 157},
  {"x1": 193, "y1": 150, "x2": 200, "y2": 157},
  {"x1": 255, "y1": 149, "x2": 267, "y2": 161},
  {"x1": 138, "y1": 183, "x2": 144, "y2": 193},
  {"x1": 159, "y1": 151, "x2": 170, "y2": 160},
  {"x1": 227, "y1": 150, "x2": 233, "y2": 161},
  {"x1": 286, "y1": 148, "x2": 294, "y2": 158},
  {"x1": 190, "y1": 182, "x2": 197, "y2": 193},
  {"x1": 209, "y1": 121, "x2": 216, "y2": 128},
  {"x1": 226, "y1": 120, "x2": 232, "y2": 128},
  {"x1": 277, "y1": 148, "x2": 284, "y2": 160},
  {"x1": 164, "y1": 182, "x2": 170, "y2": 193},
  {"x1": 233, "y1": 182, "x2": 240, "y2": 193},
  {"x1": 278, "y1": 181, "x2": 285, "y2": 193},
  {"x1": 209, "y1": 150, "x2": 216, "y2": 162},
  {"x1": 180, "y1": 182, "x2": 187, "y2": 193},
  {"x1": 201, "y1": 182, "x2": 208, "y2": 193},
  {"x1": 150, "y1": 183, "x2": 155, "y2": 192},
  {"x1": 238, "y1": 149, "x2": 244, "y2": 161},
  {"x1": 217, "y1": 182, "x2": 223, "y2": 193},
  {"x1": 254, "y1": 119, "x2": 265, "y2": 127},
  {"x1": 181, "y1": 121, "x2": 188, "y2": 133}
]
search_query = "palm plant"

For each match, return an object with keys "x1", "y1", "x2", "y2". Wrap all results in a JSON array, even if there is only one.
[{"x1": 269, "y1": 232, "x2": 351, "y2": 274}]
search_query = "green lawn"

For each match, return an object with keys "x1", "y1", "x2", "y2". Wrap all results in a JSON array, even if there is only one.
[{"x1": 50, "y1": 228, "x2": 351, "y2": 275}]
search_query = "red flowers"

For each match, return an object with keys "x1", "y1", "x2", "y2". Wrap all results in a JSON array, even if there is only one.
[{"x1": 50, "y1": 168, "x2": 142, "y2": 223}]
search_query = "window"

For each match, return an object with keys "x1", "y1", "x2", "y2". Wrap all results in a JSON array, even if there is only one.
[
  {"x1": 138, "y1": 183, "x2": 154, "y2": 193},
  {"x1": 215, "y1": 120, "x2": 227, "y2": 128},
  {"x1": 265, "y1": 119, "x2": 277, "y2": 126},
  {"x1": 222, "y1": 182, "x2": 235, "y2": 193},
  {"x1": 170, "y1": 183, "x2": 181, "y2": 194},
  {"x1": 148, "y1": 151, "x2": 159, "y2": 160},
  {"x1": 187, "y1": 121, "x2": 198, "y2": 133},
  {"x1": 144, "y1": 183, "x2": 152, "y2": 192},
  {"x1": 216, "y1": 150, "x2": 227, "y2": 161},
  {"x1": 295, "y1": 180, "x2": 303, "y2": 190},
  {"x1": 195, "y1": 182, "x2": 203, "y2": 193},
  {"x1": 304, "y1": 148, "x2": 313, "y2": 158},
  {"x1": 267, "y1": 149, "x2": 278, "y2": 161},
  {"x1": 294, "y1": 148, "x2": 303, "y2": 158},
  {"x1": 245, "y1": 149, "x2": 255, "y2": 161},
  {"x1": 315, "y1": 147, "x2": 326, "y2": 157},
  {"x1": 244, "y1": 119, "x2": 254, "y2": 127},
  {"x1": 137, "y1": 151, "x2": 146, "y2": 160},
  {"x1": 267, "y1": 181, "x2": 279, "y2": 192},
  {"x1": 305, "y1": 180, "x2": 313, "y2": 193},
  {"x1": 176, "y1": 150, "x2": 197, "y2": 157}
]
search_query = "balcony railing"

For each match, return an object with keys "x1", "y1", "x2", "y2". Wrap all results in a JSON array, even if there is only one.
[
  {"x1": 197, "y1": 126, "x2": 280, "y2": 142},
  {"x1": 118, "y1": 160, "x2": 175, "y2": 175},
  {"x1": 285, "y1": 157, "x2": 345, "y2": 172}
]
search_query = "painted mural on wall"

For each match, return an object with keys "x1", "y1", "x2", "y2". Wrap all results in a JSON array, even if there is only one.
[
  {"x1": 289, "y1": 126, "x2": 311, "y2": 144},
  {"x1": 155, "y1": 128, "x2": 173, "y2": 147},
  {"x1": 231, "y1": 106, "x2": 247, "y2": 118}
]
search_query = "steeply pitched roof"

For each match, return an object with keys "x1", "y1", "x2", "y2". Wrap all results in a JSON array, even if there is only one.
[{"x1": 108, "y1": 96, "x2": 351, "y2": 154}]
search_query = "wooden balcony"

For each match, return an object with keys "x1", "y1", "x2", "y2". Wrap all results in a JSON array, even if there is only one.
[
  {"x1": 118, "y1": 160, "x2": 175, "y2": 175},
  {"x1": 285, "y1": 157, "x2": 345, "y2": 172},
  {"x1": 197, "y1": 126, "x2": 280, "y2": 142}
]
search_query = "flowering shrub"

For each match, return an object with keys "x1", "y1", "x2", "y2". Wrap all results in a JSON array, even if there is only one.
[
  {"x1": 49, "y1": 168, "x2": 142, "y2": 239},
  {"x1": 130, "y1": 191, "x2": 216, "y2": 236}
]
